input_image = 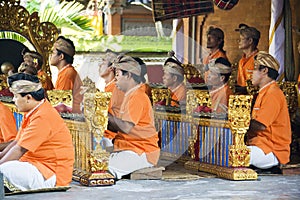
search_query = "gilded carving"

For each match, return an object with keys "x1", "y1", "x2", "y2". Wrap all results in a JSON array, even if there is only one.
[
  {"x1": 278, "y1": 81, "x2": 298, "y2": 119},
  {"x1": 228, "y1": 95, "x2": 252, "y2": 167},
  {"x1": 186, "y1": 90, "x2": 211, "y2": 118},
  {"x1": 47, "y1": 90, "x2": 73, "y2": 107},
  {"x1": 182, "y1": 64, "x2": 202, "y2": 80},
  {"x1": 0, "y1": 0, "x2": 58, "y2": 76},
  {"x1": 151, "y1": 88, "x2": 171, "y2": 106},
  {"x1": 84, "y1": 92, "x2": 111, "y2": 169}
]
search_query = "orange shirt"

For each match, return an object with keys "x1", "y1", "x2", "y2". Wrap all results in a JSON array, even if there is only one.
[
  {"x1": 209, "y1": 84, "x2": 233, "y2": 113},
  {"x1": 0, "y1": 102, "x2": 17, "y2": 143},
  {"x1": 140, "y1": 83, "x2": 152, "y2": 98},
  {"x1": 203, "y1": 49, "x2": 228, "y2": 65},
  {"x1": 16, "y1": 100, "x2": 74, "y2": 186},
  {"x1": 203, "y1": 50, "x2": 228, "y2": 82},
  {"x1": 237, "y1": 50, "x2": 258, "y2": 87},
  {"x1": 55, "y1": 64, "x2": 83, "y2": 113},
  {"x1": 105, "y1": 80, "x2": 116, "y2": 93},
  {"x1": 113, "y1": 86, "x2": 160, "y2": 165},
  {"x1": 38, "y1": 70, "x2": 54, "y2": 91},
  {"x1": 104, "y1": 81, "x2": 124, "y2": 140},
  {"x1": 248, "y1": 81, "x2": 291, "y2": 164},
  {"x1": 170, "y1": 82, "x2": 187, "y2": 107}
]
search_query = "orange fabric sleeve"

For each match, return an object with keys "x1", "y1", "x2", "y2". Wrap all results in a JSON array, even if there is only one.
[
  {"x1": 0, "y1": 102, "x2": 17, "y2": 142},
  {"x1": 237, "y1": 52, "x2": 257, "y2": 87}
]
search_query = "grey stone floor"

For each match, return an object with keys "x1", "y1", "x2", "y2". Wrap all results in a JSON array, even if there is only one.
[{"x1": 4, "y1": 175, "x2": 300, "y2": 200}]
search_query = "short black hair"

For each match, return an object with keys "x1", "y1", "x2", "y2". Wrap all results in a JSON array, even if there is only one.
[
  {"x1": 56, "y1": 49, "x2": 74, "y2": 64},
  {"x1": 215, "y1": 57, "x2": 231, "y2": 67},
  {"x1": 258, "y1": 65, "x2": 279, "y2": 80}
]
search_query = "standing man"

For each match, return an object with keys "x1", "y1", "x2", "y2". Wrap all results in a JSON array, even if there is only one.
[
  {"x1": 108, "y1": 55, "x2": 160, "y2": 179},
  {"x1": 246, "y1": 51, "x2": 291, "y2": 170},
  {"x1": 162, "y1": 57, "x2": 187, "y2": 107},
  {"x1": 22, "y1": 49, "x2": 54, "y2": 91},
  {"x1": 201, "y1": 26, "x2": 228, "y2": 82},
  {"x1": 236, "y1": 24, "x2": 260, "y2": 92},
  {"x1": 203, "y1": 26, "x2": 228, "y2": 65},
  {"x1": 50, "y1": 36, "x2": 83, "y2": 113},
  {"x1": 0, "y1": 73, "x2": 74, "y2": 191}
]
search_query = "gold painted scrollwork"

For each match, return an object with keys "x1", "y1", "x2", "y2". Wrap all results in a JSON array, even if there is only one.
[
  {"x1": 186, "y1": 90, "x2": 211, "y2": 117},
  {"x1": 228, "y1": 95, "x2": 252, "y2": 167},
  {"x1": 47, "y1": 90, "x2": 73, "y2": 107},
  {"x1": 186, "y1": 90, "x2": 211, "y2": 159},
  {"x1": 84, "y1": 92, "x2": 111, "y2": 172},
  {"x1": 278, "y1": 81, "x2": 298, "y2": 120},
  {"x1": 182, "y1": 64, "x2": 202, "y2": 80},
  {"x1": 151, "y1": 88, "x2": 171, "y2": 106},
  {"x1": 0, "y1": 0, "x2": 58, "y2": 76}
]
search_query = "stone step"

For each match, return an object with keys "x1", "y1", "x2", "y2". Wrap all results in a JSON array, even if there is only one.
[{"x1": 130, "y1": 166, "x2": 165, "y2": 180}]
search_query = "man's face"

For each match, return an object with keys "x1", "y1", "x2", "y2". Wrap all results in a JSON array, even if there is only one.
[
  {"x1": 297, "y1": 41, "x2": 300, "y2": 55},
  {"x1": 206, "y1": 70, "x2": 223, "y2": 87},
  {"x1": 23, "y1": 55, "x2": 35, "y2": 68},
  {"x1": 162, "y1": 71, "x2": 175, "y2": 88},
  {"x1": 98, "y1": 58, "x2": 112, "y2": 78},
  {"x1": 115, "y1": 69, "x2": 127, "y2": 92},
  {"x1": 13, "y1": 93, "x2": 29, "y2": 112},
  {"x1": 50, "y1": 46, "x2": 60, "y2": 66},
  {"x1": 252, "y1": 63, "x2": 263, "y2": 86},
  {"x1": 238, "y1": 34, "x2": 251, "y2": 50},
  {"x1": 207, "y1": 34, "x2": 219, "y2": 49}
]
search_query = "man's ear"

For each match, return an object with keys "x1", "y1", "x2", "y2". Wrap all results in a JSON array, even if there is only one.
[
  {"x1": 26, "y1": 94, "x2": 33, "y2": 100},
  {"x1": 58, "y1": 53, "x2": 64, "y2": 61},
  {"x1": 172, "y1": 75, "x2": 178, "y2": 82},
  {"x1": 248, "y1": 38, "x2": 254, "y2": 45},
  {"x1": 220, "y1": 75, "x2": 225, "y2": 83},
  {"x1": 262, "y1": 67, "x2": 269, "y2": 75}
]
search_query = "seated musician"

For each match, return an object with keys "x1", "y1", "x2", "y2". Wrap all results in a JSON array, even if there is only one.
[
  {"x1": 246, "y1": 51, "x2": 291, "y2": 171},
  {"x1": 22, "y1": 49, "x2": 54, "y2": 91},
  {"x1": 0, "y1": 101, "x2": 17, "y2": 151},
  {"x1": 162, "y1": 57, "x2": 187, "y2": 107},
  {"x1": 206, "y1": 57, "x2": 233, "y2": 113},
  {"x1": 99, "y1": 50, "x2": 124, "y2": 149},
  {"x1": 0, "y1": 73, "x2": 74, "y2": 191},
  {"x1": 107, "y1": 55, "x2": 160, "y2": 179},
  {"x1": 50, "y1": 36, "x2": 83, "y2": 113}
]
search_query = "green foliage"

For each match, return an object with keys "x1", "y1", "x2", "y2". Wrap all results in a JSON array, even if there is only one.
[
  {"x1": 23, "y1": 1, "x2": 172, "y2": 53},
  {"x1": 25, "y1": 0, "x2": 93, "y2": 32}
]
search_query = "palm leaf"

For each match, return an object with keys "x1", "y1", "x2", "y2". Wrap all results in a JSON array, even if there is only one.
[{"x1": 29, "y1": 1, "x2": 93, "y2": 32}]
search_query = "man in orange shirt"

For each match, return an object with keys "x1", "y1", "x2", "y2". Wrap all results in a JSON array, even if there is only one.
[
  {"x1": 162, "y1": 57, "x2": 187, "y2": 107},
  {"x1": 99, "y1": 50, "x2": 124, "y2": 150},
  {"x1": 50, "y1": 36, "x2": 83, "y2": 113},
  {"x1": 246, "y1": 51, "x2": 291, "y2": 170},
  {"x1": 108, "y1": 55, "x2": 160, "y2": 179},
  {"x1": 0, "y1": 73, "x2": 74, "y2": 191},
  {"x1": 236, "y1": 24, "x2": 260, "y2": 93},
  {"x1": 0, "y1": 102, "x2": 17, "y2": 151},
  {"x1": 206, "y1": 57, "x2": 233, "y2": 113},
  {"x1": 203, "y1": 26, "x2": 228, "y2": 65},
  {"x1": 201, "y1": 26, "x2": 228, "y2": 82},
  {"x1": 22, "y1": 49, "x2": 54, "y2": 91}
]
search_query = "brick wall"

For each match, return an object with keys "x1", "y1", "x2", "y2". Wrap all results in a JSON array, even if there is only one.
[{"x1": 200, "y1": 0, "x2": 271, "y2": 65}]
